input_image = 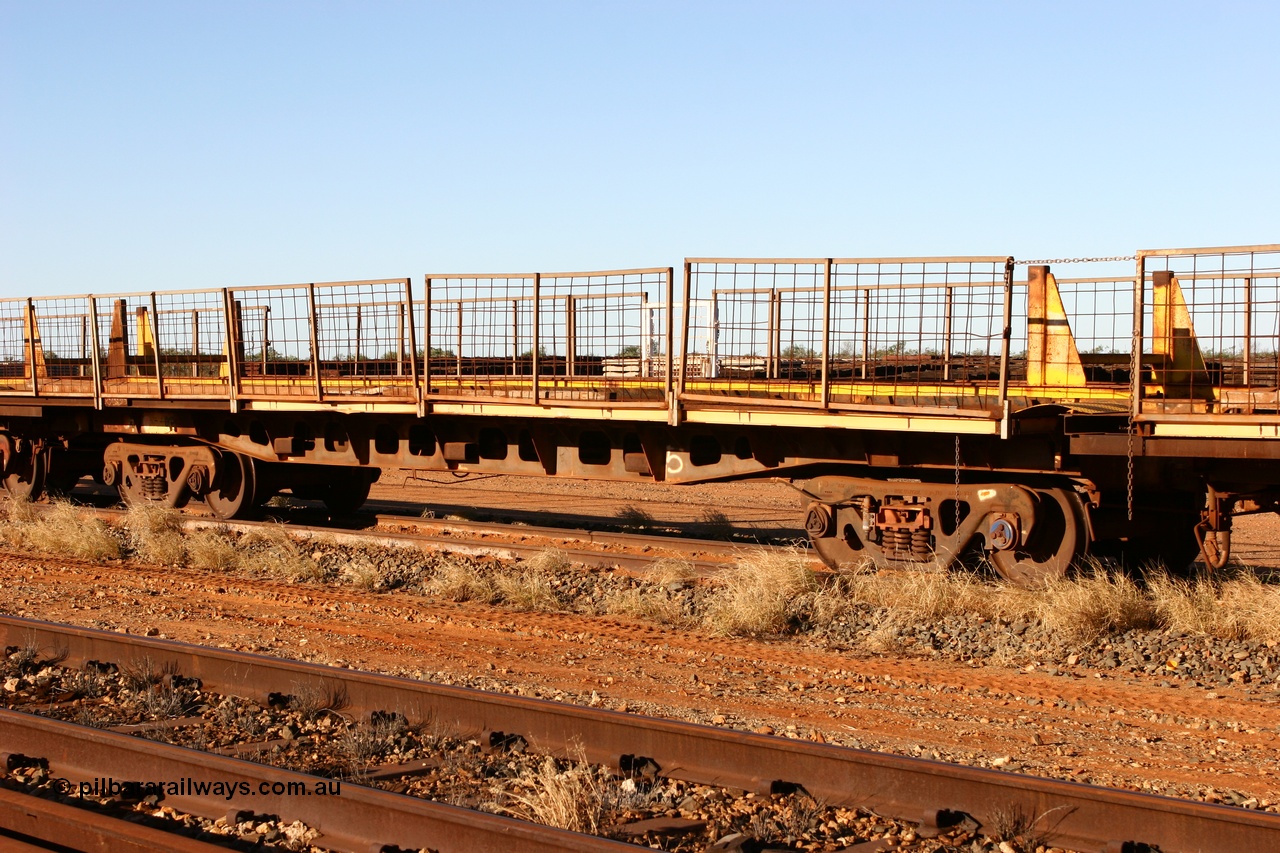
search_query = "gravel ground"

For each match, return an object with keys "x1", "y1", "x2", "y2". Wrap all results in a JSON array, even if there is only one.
[
  {"x1": 2, "y1": 637, "x2": 1038, "y2": 852},
  {"x1": 3, "y1": 477, "x2": 1280, "y2": 848}
]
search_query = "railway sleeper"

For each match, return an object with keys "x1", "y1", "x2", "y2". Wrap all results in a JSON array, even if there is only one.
[{"x1": 798, "y1": 475, "x2": 1087, "y2": 587}]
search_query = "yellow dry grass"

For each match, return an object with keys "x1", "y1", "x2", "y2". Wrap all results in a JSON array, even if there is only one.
[
  {"x1": 602, "y1": 587, "x2": 688, "y2": 625},
  {"x1": 1033, "y1": 565, "x2": 1156, "y2": 642},
  {"x1": 702, "y1": 549, "x2": 817, "y2": 637},
  {"x1": 424, "y1": 559, "x2": 495, "y2": 603},
  {"x1": 241, "y1": 525, "x2": 324, "y2": 582},
  {"x1": 493, "y1": 570, "x2": 562, "y2": 612},
  {"x1": 183, "y1": 527, "x2": 241, "y2": 571},
  {"x1": 123, "y1": 502, "x2": 187, "y2": 565},
  {"x1": 0, "y1": 498, "x2": 121, "y2": 561},
  {"x1": 495, "y1": 754, "x2": 616, "y2": 836},
  {"x1": 1147, "y1": 567, "x2": 1280, "y2": 644}
]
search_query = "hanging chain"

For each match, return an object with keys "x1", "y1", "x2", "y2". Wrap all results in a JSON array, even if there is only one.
[
  {"x1": 1013, "y1": 255, "x2": 1136, "y2": 266},
  {"x1": 954, "y1": 434, "x2": 962, "y2": 534},
  {"x1": 1125, "y1": 411, "x2": 1136, "y2": 522}
]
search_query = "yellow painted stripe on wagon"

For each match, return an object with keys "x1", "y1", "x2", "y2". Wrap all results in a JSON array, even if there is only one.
[
  {"x1": 1151, "y1": 422, "x2": 1280, "y2": 439},
  {"x1": 683, "y1": 408, "x2": 1001, "y2": 434},
  {"x1": 427, "y1": 402, "x2": 670, "y2": 421}
]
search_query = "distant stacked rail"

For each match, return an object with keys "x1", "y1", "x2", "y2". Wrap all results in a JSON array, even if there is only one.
[{"x1": 3, "y1": 245, "x2": 1278, "y2": 585}]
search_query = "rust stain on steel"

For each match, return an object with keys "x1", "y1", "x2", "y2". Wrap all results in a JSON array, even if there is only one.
[
  {"x1": 2, "y1": 615, "x2": 1277, "y2": 853},
  {"x1": 0, "y1": 783, "x2": 232, "y2": 852},
  {"x1": 0, "y1": 710, "x2": 634, "y2": 853}
]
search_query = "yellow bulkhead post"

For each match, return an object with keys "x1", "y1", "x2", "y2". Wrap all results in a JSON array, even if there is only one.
[
  {"x1": 1025, "y1": 265, "x2": 1086, "y2": 388},
  {"x1": 22, "y1": 303, "x2": 46, "y2": 381},
  {"x1": 1150, "y1": 270, "x2": 1213, "y2": 398}
]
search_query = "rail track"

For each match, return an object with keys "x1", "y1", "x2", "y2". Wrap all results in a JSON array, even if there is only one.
[
  {"x1": 58, "y1": 497, "x2": 815, "y2": 576},
  {"x1": 1, "y1": 615, "x2": 1276, "y2": 852},
  {"x1": 0, "y1": 711, "x2": 632, "y2": 852}
]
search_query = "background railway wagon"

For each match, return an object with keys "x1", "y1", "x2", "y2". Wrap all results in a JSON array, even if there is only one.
[{"x1": 1, "y1": 244, "x2": 1278, "y2": 585}]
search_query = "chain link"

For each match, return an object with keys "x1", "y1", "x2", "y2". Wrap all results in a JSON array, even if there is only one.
[
  {"x1": 954, "y1": 434, "x2": 962, "y2": 535},
  {"x1": 1013, "y1": 255, "x2": 1136, "y2": 266},
  {"x1": 1126, "y1": 411, "x2": 1136, "y2": 522}
]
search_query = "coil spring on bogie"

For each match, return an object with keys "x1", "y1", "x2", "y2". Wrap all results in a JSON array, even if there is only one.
[
  {"x1": 138, "y1": 456, "x2": 168, "y2": 500},
  {"x1": 140, "y1": 473, "x2": 167, "y2": 500},
  {"x1": 892, "y1": 529, "x2": 911, "y2": 555},
  {"x1": 912, "y1": 529, "x2": 931, "y2": 560}
]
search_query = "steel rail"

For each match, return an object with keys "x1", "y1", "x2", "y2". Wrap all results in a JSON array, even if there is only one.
[
  {"x1": 361, "y1": 505, "x2": 801, "y2": 558},
  {"x1": 1, "y1": 616, "x2": 1276, "y2": 853},
  {"x1": 0, "y1": 710, "x2": 633, "y2": 853},
  {"x1": 0, "y1": 784, "x2": 231, "y2": 853},
  {"x1": 63, "y1": 496, "x2": 815, "y2": 574}
]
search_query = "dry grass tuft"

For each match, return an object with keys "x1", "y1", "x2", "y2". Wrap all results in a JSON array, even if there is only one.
[
  {"x1": 703, "y1": 549, "x2": 817, "y2": 637},
  {"x1": 425, "y1": 559, "x2": 495, "y2": 603},
  {"x1": 1147, "y1": 567, "x2": 1280, "y2": 644},
  {"x1": 338, "y1": 714, "x2": 406, "y2": 773},
  {"x1": 241, "y1": 525, "x2": 324, "y2": 582},
  {"x1": 602, "y1": 586, "x2": 688, "y2": 625},
  {"x1": 0, "y1": 498, "x2": 121, "y2": 560},
  {"x1": 288, "y1": 680, "x2": 349, "y2": 719},
  {"x1": 494, "y1": 570, "x2": 562, "y2": 612},
  {"x1": 184, "y1": 527, "x2": 241, "y2": 572},
  {"x1": 523, "y1": 548, "x2": 570, "y2": 575},
  {"x1": 600, "y1": 557, "x2": 695, "y2": 625},
  {"x1": 1034, "y1": 565, "x2": 1156, "y2": 641},
  {"x1": 65, "y1": 667, "x2": 108, "y2": 699},
  {"x1": 648, "y1": 557, "x2": 697, "y2": 585},
  {"x1": 489, "y1": 548, "x2": 569, "y2": 611},
  {"x1": 496, "y1": 754, "x2": 618, "y2": 836},
  {"x1": 842, "y1": 569, "x2": 993, "y2": 622},
  {"x1": 864, "y1": 623, "x2": 905, "y2": 653},
  {"x1": 124, "y1": 502, "x2": 187, "y2": 565}
]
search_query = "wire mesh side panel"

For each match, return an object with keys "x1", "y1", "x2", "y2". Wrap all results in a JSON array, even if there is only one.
[
  {"x1": 1051, "y1": 277, "x2": 1136, "y2": 386},
  {"x1": 150, "y1": 290, "x2": 230, "y2": 398},
  {"x1": 313, "y1": 279, "x2": 415, "y2": 401},
  {"x1": 538, "y1": 269, "x2": 667, "y2": 403},
  {"x1": 0, "y1": 299, "x2": 34, "y2": 393},
  {"x1": 427, "y1": 275, "x2": 536, "y2": 400},
  {"x1": 684, "y1": 262, "x2": 825, "y2": 386},
  {"x1": 836, "y1": 260, "x2": 1009, "y2": 406},
  {"x1": 683, "y1": 258, "x2": 1009, "y2": 411},
  {"x1": 225, "y1": 285, "x2": 314, "y2": 399},
  {"x1": 1141, "y1": 247, "x2": 1280, "y2": 414},
  {"x1": 25, "y1": 296, "x2": 97, "y2": 396},
  {"x1": 425, "y1": 269, "x2": 669, "y2": 406},
  {"x1": 91, "y1": 293, "x2": 175, "y2": 399}
]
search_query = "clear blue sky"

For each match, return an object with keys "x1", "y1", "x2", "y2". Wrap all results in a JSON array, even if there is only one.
[{"x1": 2, "y1": 1, "x2": 1276, "y2": 298}]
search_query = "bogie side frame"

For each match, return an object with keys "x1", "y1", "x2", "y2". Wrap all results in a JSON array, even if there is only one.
[{"x1": 2, "y1": 246, "x2": 1279, "y2": 585}]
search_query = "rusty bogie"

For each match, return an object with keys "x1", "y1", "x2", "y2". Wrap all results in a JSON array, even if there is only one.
[
  {"x1": 800, "y1": 475, "x2": 1088, "y2": 585},
  {"x1": 103, "y1": 443, "x2": 219, "y2": 509}
]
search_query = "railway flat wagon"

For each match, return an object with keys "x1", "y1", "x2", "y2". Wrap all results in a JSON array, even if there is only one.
[{"x1": 2, "y1": 244, "x2": 1277, "y2": 586}]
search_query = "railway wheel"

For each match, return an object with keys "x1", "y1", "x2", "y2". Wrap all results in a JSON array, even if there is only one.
[
  {"x1": 988, "y1": 487, "x2": 1083, "y2": 586},
  {"x1": 205, "y1": 452, "x2": 257, "y2": 519},
  {"x1": 322, "y1": 469, "x2": 374, "y2": 515},
  {"x1": 1, "y1": 442, "x2": 46, "y2": 502}
]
